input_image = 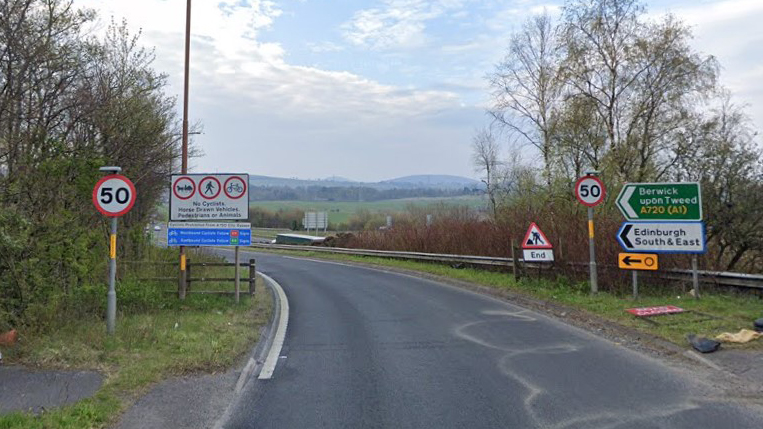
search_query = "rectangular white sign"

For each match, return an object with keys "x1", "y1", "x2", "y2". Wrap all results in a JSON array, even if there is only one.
[
  {"x1": 617, "y1": 221, "x2": 706, "y2": 254},
  {"x1": 170, "y1": 174, "x2": 249, "y2": 221},
  {"x1": 523, "y1": 249, "x2": 554, "y2": 262},
  {"x1": 303, "y1": 211, "x2": 328, "y2": 229}
]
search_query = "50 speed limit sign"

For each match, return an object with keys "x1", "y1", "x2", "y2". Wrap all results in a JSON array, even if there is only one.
[
  {"x1": 575, "y1": 175, "x2": 606, "y2": 207},
  {"x1": 93, "y1": 175, "x2": 137, "y2": 217}
]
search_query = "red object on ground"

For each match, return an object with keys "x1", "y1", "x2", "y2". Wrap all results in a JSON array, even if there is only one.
[
  {"x1": 0, "y1": 329, "x2": 18, "y2": 346},
  {"x1": 626, "y1": 306, "x2": 685, "y2": 317}
]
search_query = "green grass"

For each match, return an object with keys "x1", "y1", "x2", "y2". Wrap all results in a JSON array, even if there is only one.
[
  {"x1": 251, "y1": 195, "x2": 485, "y2": 225},
  {"x1": 0, "y1": 254, "x2": 272, "y2": 429},
  {"x1": 253, "y1": 247, "x2": 763, "y2": 349}
]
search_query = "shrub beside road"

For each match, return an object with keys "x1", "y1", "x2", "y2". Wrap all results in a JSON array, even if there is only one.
[{"x1": 0, "y1": 249, "x2": 272, "y2": 429}]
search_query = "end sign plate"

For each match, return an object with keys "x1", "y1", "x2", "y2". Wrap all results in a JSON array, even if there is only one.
[{"x1": 616, "y1": 183, "x2": 701, "y2": 221}]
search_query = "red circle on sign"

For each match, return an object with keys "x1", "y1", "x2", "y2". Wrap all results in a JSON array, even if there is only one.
[
  {"x1": 223, "y1": 176, "x2": 247, "y2": 199},
  {"x1": 199, "y1": 176, "x2": 221, "y2": 200},
  {"x1": 172, "y1": 176, "x2": 196, "y2": 200},
  {"x1": 574, "y1": 175, "x2": 606, "y2": 207},
  {"x1": 92, "y1": 174, "x2": 137, "y2": 217}
]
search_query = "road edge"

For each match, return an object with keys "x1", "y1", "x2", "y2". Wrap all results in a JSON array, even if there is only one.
[
  {"x1": 255, "y1": 272, "x2": 289, "y2": 380},
  {"x1": 213, "y1": 271, "x2": 289, "y2": 429}
]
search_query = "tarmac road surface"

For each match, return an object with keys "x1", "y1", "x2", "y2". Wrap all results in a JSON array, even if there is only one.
[{"x1": 219, "y1": 250, "x2": 763, "y2": 428}]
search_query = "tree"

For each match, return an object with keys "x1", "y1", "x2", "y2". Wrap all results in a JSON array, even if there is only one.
[
  {"x1": 489, "y1": 11, "x2": 562, "y2": 185},
  {"x1": 0, "y1": 1, "x2": 186, "y2": 327},
  {"x1": 471, "y1": 127, "x2": 500, "y2": 217},
  {"x1": 561, "y1": 0, "x2": 717, "y2": 181},
  {"x1": 673, "y1": 93, "x2": 763, "y2": 271}
]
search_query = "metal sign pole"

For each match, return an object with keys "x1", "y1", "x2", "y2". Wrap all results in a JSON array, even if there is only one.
[
  {"x1": 107, "y1": 217, "x2": 118, "y2": 335},
  {"x1": 588, "y1": 206, "x2": 598, "y2": 294},
  {"x1": 692, "y1": 255, "x2": 700, "y2": 299},
  {"x1": 235, "y1": 245, "x2": 241, "y2": 304},
  {"x1": 632, "y1": 270, "x2": 638, "y2": 299}
]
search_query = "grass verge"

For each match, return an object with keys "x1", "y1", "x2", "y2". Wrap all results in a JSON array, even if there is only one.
[
  {"x1": 252, "y1": 247, "x2": 762, "y2": 350},
  {"x1": 0, "y1": 251, "x2": 272, "y2": 429}
]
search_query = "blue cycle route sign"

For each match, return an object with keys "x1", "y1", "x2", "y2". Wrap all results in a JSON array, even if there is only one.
[{"x1": 167, "y1": 222, "x2": 251, "y2": 246}]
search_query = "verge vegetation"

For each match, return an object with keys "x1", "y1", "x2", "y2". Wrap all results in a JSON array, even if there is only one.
[{"x1": 0, "y1": 248, "x2": 272, "y2": 429}]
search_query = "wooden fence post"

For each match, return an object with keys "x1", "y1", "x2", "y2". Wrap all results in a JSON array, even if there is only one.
[
  {"x1": 511, "y1": 239, "x2": 519, "y2": 281},
  {"x1": 186, "y1": 258, "x2": 191, "y2": 292},
  {"x1": 249, "y1": 259, "x2": 256, "y2": 295}
]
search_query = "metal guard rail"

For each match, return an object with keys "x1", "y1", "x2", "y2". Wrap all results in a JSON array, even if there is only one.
[{"x1": 250, "y1": 243, "x2": 763, "y2": 290}]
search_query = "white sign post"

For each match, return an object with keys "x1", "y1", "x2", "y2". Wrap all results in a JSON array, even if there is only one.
[
  {"x1": 93, "y1": 167, "x2": 137, "y2": 336},
  {"x1": 170, "y1": 174, "x2": 249, "y2": 221}
]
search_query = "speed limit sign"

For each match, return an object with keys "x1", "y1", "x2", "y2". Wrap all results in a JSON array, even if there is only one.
[
  {"x1": 92, "y1": 175, "x2": 137, "y2": 217},
  {"x1": 575, "y1": 175, "x2": 606, "y2": 207}
]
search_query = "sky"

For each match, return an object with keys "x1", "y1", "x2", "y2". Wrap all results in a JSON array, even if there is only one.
[{"x1": 73, "y1": 0, "x2": 763, "y2": 182}]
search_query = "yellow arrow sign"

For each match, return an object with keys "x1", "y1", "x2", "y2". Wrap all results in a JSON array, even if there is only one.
[{"x1": 618, "y1": 253, "x2": 659, "y2": 270}]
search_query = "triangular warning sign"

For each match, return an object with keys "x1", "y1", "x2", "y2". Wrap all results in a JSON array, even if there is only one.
[{"x1": 522, "y1": 222, "x2": 552, "y2": 249}]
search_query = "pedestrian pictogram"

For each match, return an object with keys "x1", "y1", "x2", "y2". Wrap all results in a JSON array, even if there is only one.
[
  {"x1": 522, "y1": 223, "x2": 552, "y2": 249},
  {"x1": 199, "y1": 176, "x2": 221, "y2": 200}
]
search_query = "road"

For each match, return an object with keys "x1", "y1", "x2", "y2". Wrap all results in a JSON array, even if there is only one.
[{"x1": 219, "y1": 251, "x2": 763, "y2": 428}]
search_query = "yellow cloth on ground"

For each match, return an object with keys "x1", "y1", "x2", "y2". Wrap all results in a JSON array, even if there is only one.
[{"x1": 715, "y1": 329, "x2": 762, "y2": 343}]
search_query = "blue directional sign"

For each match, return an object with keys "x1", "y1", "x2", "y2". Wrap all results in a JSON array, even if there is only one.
[{"x1": 167, "y1": 222, "x2": 251, "y2": 247}]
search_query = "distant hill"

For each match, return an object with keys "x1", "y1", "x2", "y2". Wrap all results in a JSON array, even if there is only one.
[
  {"x1": 381, "y1": 175, "x2": 480, "y2": 189},
  {"x1": 248, "y1": 174, "x2": 481, "y2": 191}
]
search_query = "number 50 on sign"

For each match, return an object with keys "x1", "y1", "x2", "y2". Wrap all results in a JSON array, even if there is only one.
[
  {"x1": 93, "y1": 175, "x2": 137, "y2": 217},
  {"x1": 575, "y1": 176, "x2": 606, "y2": 207}
]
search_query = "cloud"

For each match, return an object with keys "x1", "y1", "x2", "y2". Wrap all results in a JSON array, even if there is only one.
[
  {"x1": 307, "y1": 41, "x2": 345, "y2": 53},
  {"x1": 341, "y1": 0, "x2": 470, "y2": 50},
  {"x1": 71, "y1": 0, "x2": 474, "y2": 180}
]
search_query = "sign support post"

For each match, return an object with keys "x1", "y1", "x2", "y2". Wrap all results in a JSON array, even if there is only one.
[
  {"x1": 107, "y1": 216, "x2": 118, "y2": 335},
  {"x1": 575, "y1": 172, "x2": 606, "y2": 295},
  {"x1": 235, "y1": 245, "x2": 241, "y2": 304},
  {"x1": 692, "y1": 255, "x2": 700, "y2": 299},
  {"x1": 93, "y1": 166, "x2": 136, "y2": 336},
  {"x1": 632, "y1": 270, "x2": 638, "y2": 299},
  {"x1": 588, "y1": 206, "x2": 598, "y2": 294}
]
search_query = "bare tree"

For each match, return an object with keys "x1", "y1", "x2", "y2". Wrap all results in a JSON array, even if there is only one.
[
  {"x1": 489, "y1": 11, "x2": 562, "y2": 186},
  {"x1": 471, "y1": 127, "x2": 501, "y2": 217}
]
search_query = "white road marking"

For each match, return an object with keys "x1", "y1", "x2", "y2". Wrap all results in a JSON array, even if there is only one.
[{"x1": 258, "y1": 272, "x2": 289, "y2": 380}]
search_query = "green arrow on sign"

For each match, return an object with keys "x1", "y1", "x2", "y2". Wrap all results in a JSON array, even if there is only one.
[{"x1": 616, "y1": 182, "x2": 702, "y2": 221}]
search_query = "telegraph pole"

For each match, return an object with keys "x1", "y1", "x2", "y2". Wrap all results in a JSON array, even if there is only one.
[{"x1": 179, "y1": 0, "x2": 192, "y2": 299}]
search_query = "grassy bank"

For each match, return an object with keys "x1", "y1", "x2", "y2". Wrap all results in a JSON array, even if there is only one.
[
  {"x1": 253, "y1": 247, "x2": 762, "y2": 350},
  {"x1": 0, "y1": 250, "x2": 272, "y2": 429}
]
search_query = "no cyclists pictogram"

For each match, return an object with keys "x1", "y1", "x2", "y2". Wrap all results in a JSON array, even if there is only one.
[{"x1": 224, "y1": 176, "x2": 247, "y2": 199}]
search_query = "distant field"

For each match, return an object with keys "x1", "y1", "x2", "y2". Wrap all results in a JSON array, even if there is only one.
[{"x1": 250, "y1": 196, "x2": 486, "y2": 225}]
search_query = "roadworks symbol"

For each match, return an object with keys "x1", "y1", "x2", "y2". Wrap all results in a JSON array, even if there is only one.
[{"x1": 522, "y1": 223, "x2": 552, "y2": 249}]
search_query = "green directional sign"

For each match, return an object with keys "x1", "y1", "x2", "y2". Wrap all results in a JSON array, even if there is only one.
[{"x1": 616, "y1": 182, "x2": 702, "y2": 221}]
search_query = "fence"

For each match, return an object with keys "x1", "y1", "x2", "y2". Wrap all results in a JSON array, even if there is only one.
[
  {"x1": 251, "y1": 243, "x2": 763, "y2": 292},
  {"x1": 120, "y1": 258, "x2": 257, "y2": 296}
]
